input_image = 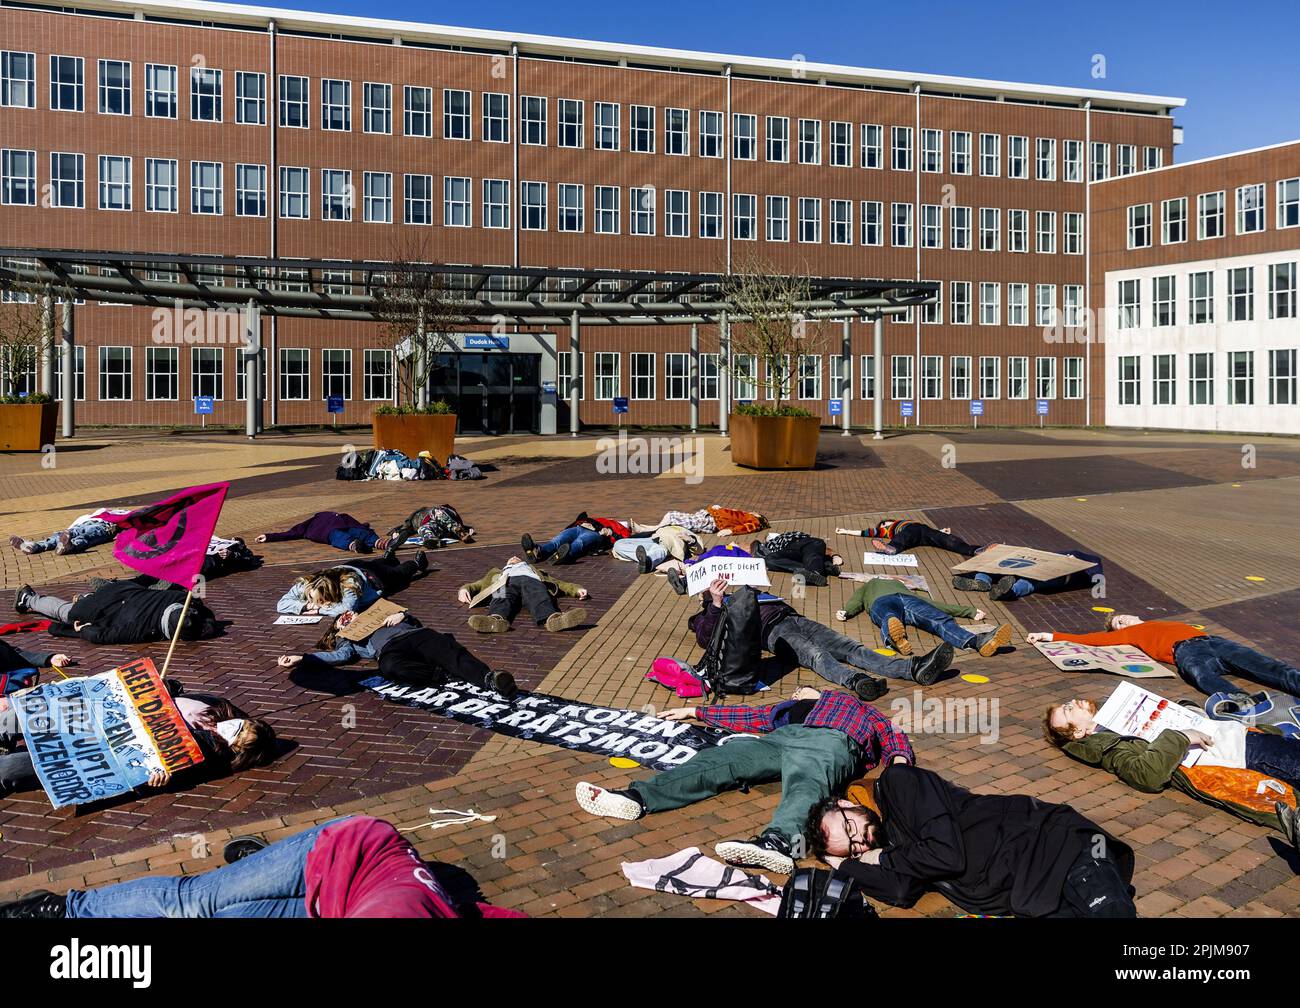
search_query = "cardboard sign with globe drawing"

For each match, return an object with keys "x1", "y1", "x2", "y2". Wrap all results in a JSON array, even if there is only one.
[
  {"x1": 1033, "y1": 639, "x2": 1176, "y2": 679},
  {"x1": 950, "y1": 544, "x2": 1096, "y2": 581}
]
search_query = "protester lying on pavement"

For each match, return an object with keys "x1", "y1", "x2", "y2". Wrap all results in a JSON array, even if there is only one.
[
  {"x1": 806, "y1": 763, "x2": 1137, "y2": 917},
  {"x1": 14, "y1": 576, "x2": 222, "y2": 644},
  {"x1": 521, "y1": 512, "x2": 630, "y2": 565},
  {"x1": 655, "y1": 542, "x2": 754, "y2": 595},
  {"x1": 577, "y1": 686, "x2": 912, "y2": 874},
  {"x1": 383, "y1": 504, "x2": 475, "y2": 558},
  {"x1": 8, "y1": 508, "x2": 134, "y2": 556},
  {"x1": 0, "y1": 638, "x2": 70, "y2": 697},
  {"x1": 1043, "y1": 696, "x2": 1300, "y2": 848},
  {"x1": 691, "y1": 578, "x2": 954, "y2": 701},
  {"x1": 279, "y1": 607, "x2": 517, "y2": 701},
  {"x1": 456, "y1": 556, "x2": 587, "y2": 633},
  {"x1": 836, "y1": 576, "x2": 1012, "y2": 657},
  {"x1": 631, "y1": 505, "x2": 767, "y2": 538},
  {"x1": 953, "y1": 549, "x2": 1102, "y2": 603},
  {"x1": 0, "y1": 815, "x2": 525, "y2": 918},
  {"x1": 612, "y1": 524, "x2": 702, "y2": 574},
  {"x1": 277, "y1": 553, "x2": 430, "y2": 618},
  {"x1": 836, "y1": 519, "x2": 982, "y2": 559},
  {"x1": 1027, "y1": 614, "x2": 1300, "y2": 701},
  {"x1": 256, "y1": 511, "x2": 391, "y2": 554},
  {"x1": 0, "y1": 676, "x2": 275, "y2": 799},
  {"x1": 750, "y1": 532, "x2": 842, "y2": 587}
]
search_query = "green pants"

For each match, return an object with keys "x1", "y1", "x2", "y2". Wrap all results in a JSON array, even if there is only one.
[{"x1": 630, "y1": 724, "x2": 863, "y2": 846}]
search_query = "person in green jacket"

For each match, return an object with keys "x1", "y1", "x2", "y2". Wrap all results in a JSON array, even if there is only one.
[
  {"x1": 456, "y1": 557, "x2": 588, "y2": 633},
  {"x1": 1044, "y1": 697, "x2": 1300, "y2": 847},
  {"x1": 835, "y1": 576, "x2": 1012, "y2": 658}
]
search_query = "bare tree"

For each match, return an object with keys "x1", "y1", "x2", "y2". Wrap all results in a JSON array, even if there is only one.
[
  {"x1": 370, "y1": 234, "x2": 467, "y2": 409},
  {"x1": 721, "y1": 250, "x2": 829, "y2": 413},
  {"x1": 0, "y1": 285, "x2": 54, "y2": 401}
]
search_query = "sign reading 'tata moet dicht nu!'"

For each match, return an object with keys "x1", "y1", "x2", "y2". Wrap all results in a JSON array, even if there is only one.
[{"x1": 685, "y1": 554, "x2": 771, "y2": 596}]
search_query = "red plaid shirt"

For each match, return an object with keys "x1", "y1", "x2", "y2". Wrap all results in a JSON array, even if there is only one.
[{"x1": 695, "y1": 692, "x2": 912, "y2": 768}]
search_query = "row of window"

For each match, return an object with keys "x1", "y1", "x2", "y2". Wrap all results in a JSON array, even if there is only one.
[
  {"x1": 1115, "y1": 262, "x2": 1297, "y2": 329},
  {"x1": 0, "y1": 151, "x2": 1087, "y2": 253},
  {"x1": 1126, "y1": 179, "x2": 1300, "y2": 248},
  {"x1": 1116, "y1": 350, "x2": 1297, "y2": 407},
  {"x1": 0, "y1": 52, "x2": 1157, "y2": 179}
]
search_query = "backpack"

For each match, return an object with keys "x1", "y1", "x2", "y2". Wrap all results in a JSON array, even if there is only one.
[
  {"x1": 777, "y1": 868, "x2": 876, "y2": 919},
  {"x1": 419, "y1": 504, "x2": 473, "y2": 543},
  {"x1": 698, "y1": 585, "x2": 764, "y2": 701},
  {"x1": 200, "y1": 537, "x2": 262, "y2": 579},
  {"x1": 335, "y1": 449, "x2": 375, "y2": 481},
  {"x1": 417, "y1": 456, "x2": 449, "y2": 480}
]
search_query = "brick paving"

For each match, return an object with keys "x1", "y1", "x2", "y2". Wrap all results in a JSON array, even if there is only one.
[{"x1": 0, "y1": 425, "x2": 1297, "y2": 917}]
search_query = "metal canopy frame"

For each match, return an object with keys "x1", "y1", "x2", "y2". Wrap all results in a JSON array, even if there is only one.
[{"x1": 0, "y1": 249, "x2": 938, "y2": 327}]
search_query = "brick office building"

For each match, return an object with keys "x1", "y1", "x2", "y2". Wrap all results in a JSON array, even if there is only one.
[
  {"x1": 0, "y1": 0, "x2": 1184, "y2": 432},
  {"x1": 1091, "y1": 140, "x2": 1300, "y2": 434}
]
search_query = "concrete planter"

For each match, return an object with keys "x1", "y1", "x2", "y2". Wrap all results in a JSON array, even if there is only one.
[
  {"x1": 372, "y1": 412, "x2": 457, "y2": 461},
  {"x1": 728, "y1": 412, "x2": 820, "y2": 470},
  {"x1": 0, "y1": 401, "x2": 57, "y2": 452}
]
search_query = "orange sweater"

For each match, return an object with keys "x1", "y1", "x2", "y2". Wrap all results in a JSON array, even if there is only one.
[
  {"x1": 1053, "y1": 621, "x2": 1205, "y2": 664},
  {"x1": 707, "y1": 506, "x2": 766, "y2": 536}
]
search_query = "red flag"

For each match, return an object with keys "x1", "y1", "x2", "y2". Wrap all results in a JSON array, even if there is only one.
[{"x1": 102, "y1": 482, "x2": 230, "y2": 588}]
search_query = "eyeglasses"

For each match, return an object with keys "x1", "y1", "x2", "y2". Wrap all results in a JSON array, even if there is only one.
[{"x1": 839, "y1": 808, "x2": 865, "y2": 856}]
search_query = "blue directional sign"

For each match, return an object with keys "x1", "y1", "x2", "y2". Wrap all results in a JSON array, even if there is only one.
[
  {"x1": 612, "y1": 397, "x2": 629, "y2": 414},
  {"x1": 828, "y1": 398, "x2": 842, "y2": 416},
  {"x1": 327, "y1": 395, "x2": 345, "y2": 414},
  {"x1": 970, "y1": 399, "x2": 984, "y2": 417},
  {"x1": 1036, "y1": 399, "x2": 1050, "y2": 416},
  {"x1": 900, "y1": 400, "x2": 914, "y2": 418},
  {"x1": 466, "y1": 334, "x2": 510, "y2": 350},
  {"x1": 194, "y1": 396, "x2": 214, "y2": 415}
]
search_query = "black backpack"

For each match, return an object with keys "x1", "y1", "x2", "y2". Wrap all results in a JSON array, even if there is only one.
[
  {"x1": 335, "y1": 449, "x2": 376, "y2": 481},
  {"x1": 698, "y1": 585, "x2": 764, "y2": 701},
  {"x1": 778, "y1": 868, "x2": 877, "y2": 919}
]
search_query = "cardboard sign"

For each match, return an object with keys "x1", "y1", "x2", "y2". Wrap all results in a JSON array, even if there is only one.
[
  {"x1": 1033, "y1": 639, "x2": 1175, "y2": 679},
  {"x1": 861, "y1": 551, "x2": 920, "y2": 568},
  {"x1": 338, "y1": 598, "x2": 408, "y2": 641},
  {"x1": 1095, "y1": 681, "x2": 1223, "y2": 767},
  {"x1": 11, "y1": 657, "x2": 204, "y2": 808},
  {"x1": 840, "y1": 571, "x2": 931, "y2": 592},
  {"x1": 274, "y1": 614, "x2": 323, "y2": 625},
  {"x1": 685, "y1": 554, "x2": 771, "y2": 596},
  {"x1": 951, "y1": 544, "x2": 1095, "y2": 581}
]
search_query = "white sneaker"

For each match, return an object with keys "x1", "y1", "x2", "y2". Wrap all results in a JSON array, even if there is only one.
[
  {"x1": 715, "y1": 835, "x2": 795, "y2": 874},
  {"x1": 575, "y1": 781, "x2": 643, "y2": 820}
]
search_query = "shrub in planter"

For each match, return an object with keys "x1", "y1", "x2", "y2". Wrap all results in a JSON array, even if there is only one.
[
  {"x1": 0, "y1": 392, "x2": 57, "y2": 452},
  {"x1": 373, "y1": 399, "x2": 457, "y2": 460},
  {"x1": 729, "y1": 404, "x2": 821, "y2": 470}
]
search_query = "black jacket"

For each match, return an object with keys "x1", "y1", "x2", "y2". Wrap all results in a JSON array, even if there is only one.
[
  {"x1": 838, "y1": 764, "x2": 1134, "y2": 917},
  {"x1": 689, "y1": 595, "x2": 798, "y2": 652},
  {"x1": 48, "y1": 581, "x2": 191, "y2": 644},
  {"x1": 0, "y1": 639, "x2": 54, "y2": 674}
]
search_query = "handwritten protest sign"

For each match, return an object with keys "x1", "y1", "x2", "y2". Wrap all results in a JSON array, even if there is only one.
[
  {"x1": 861, "y1": 552, "x2": 920, "y2": 568},
  {"x1": 11, "y1": 657, "x2": 204, "y2": 808},
  {"x1": 1033, "y1": 639, "x2": 1175, "y2": 679},
  {"x1": 951, "y1": 544, "x2": 1094, "y2": 580},
  {"x1": 274, "y1": 614, "x2": 323, "y2": 626},
  {"x1": 338, "y1": 598, "x2": 408, "y2": 641},
  {"x1": 1095, "y1": 681, "x2": 1222, "y2": 767},
  {"x1": 685, "y1": 554, "x2": 771, "y2": 596}
]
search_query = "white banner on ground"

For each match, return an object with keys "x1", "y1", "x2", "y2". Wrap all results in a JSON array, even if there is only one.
[
  {"x1": 861, "y1": 552, "x2": 919, "y2": 568},
  {"x1": 274, "y1": 614, "x2": 323, "y2": 625},
  {"x1": 1095, "y1": 681, "x2": 1226, "y2": 767},
  {"x1": 685, "y1": 555, "x2": 771, "y2": 596}
]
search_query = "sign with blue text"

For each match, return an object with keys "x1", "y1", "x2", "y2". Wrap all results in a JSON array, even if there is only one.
[
  {"x1": 326, "y1": 395, "x2": 345, "y2": 414},
  {"x1": 193, "y1": 396, "x2": 214, "y2": 415},
  {"x1": 466, "y1": 334, "x2": 510, "y2": 350}
]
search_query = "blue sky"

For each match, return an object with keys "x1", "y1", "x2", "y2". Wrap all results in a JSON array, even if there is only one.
[{"x1": 243, "y1": 0, "x2": 1294, "y2": 163}]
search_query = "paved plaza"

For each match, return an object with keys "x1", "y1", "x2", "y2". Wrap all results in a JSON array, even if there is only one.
[{"x1": 0, "y1": 425, "x2": 1297, "y2": 918}]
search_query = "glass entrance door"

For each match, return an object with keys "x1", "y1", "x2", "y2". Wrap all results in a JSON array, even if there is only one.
[{"x1": 429, "y1": 352, "x2": 540, "y2": 434}]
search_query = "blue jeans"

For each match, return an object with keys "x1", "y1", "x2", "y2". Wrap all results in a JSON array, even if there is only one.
[
  {"x1": 1245, "y1": 732, "x2": 1300, "y2": 790},
  {"x1": 767, "y1": 615, "x2": 914, "y2": 683},
  {"x1": 32, "y1": 518, "x2": 116, "y2": 554},
  {"x1": 870, "y1": 594, "x2": 976, "y2": 650},
  {"x1": 537, "y1": 526, "x2": 605, "y2": 561},
  {"x1": 1175, "y1": 636, "x2": 1300, "y2": 698},
  {"x1": 973, "y1": 571, "x2": 1036, "y2": 597},
  {"x1": 66, "y1": 822, "x2": 333, "y2": 918},
  {"x1": 612, "y1": 538, "x2": 668, "y2": 566},
  {"x1": 327, "y1": 526, "x2": 379, "y2": 551}
]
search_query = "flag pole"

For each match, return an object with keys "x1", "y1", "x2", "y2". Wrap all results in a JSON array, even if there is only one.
[{"x1": 159, "y1": 588, "x2": 195, "y2": 678}]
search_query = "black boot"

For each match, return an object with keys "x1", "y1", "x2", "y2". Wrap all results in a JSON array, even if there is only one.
[
  {"x1": 13, "y1": 584, "x2": 35, "y2": 615},
  {"x1": 665, "y1": 570, "x2": 687, "y2": 596},
  {"x1": 910, "y1": 643, "x2": 955, "y2": 686},
  {"x1": 635, "y1": 545, "x2": 653, "y2": 574},
  {"x1": 163, "y1": 677, "x2": 185, "y2": 698},
  {"x1": 223, "y1": 837, "x2": 268, "y2": 864},
  {"x1": 846, "y1": 674, "x2": 888, "y2": 702},
  {"x1": 485, "y1": 669, "x2": 518, "y2": 702},
  {"x1": 0, "y1": 891, "x2": 66, "y2": 918}
]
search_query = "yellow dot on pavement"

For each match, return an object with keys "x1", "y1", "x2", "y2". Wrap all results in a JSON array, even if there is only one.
[
  {"x1": 961, "y1": 674, "x2": 990, "y2": 684},
  {"x1": 609, "y1": 757, "x2": 640, "y2": 769},
  {"x1": 1092, "y1": 606, "x2": 1115, "y2": 613},
  {"x1": 1188, "y1": 624, "x2": 1205, "y2": 630},
  {"x1": 1231, "y1": 483, "x2": 1242, "y2": 487},
  {"x1": 1245, "y1": 576, "x2": 1266, "y2": 582},
  {"x1": 1075, "y1": 498, "x2": 1088, "y2": 502},
  {"x1": 874, "y1": 648, "x2": 897, "y2": 656}
]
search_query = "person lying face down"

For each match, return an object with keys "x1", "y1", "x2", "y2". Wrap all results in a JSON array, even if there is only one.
[
  {"x1": 805, "y1": 763, "x2": 1137, "y2": 918},
  {"x1": 276, "y1": 553, "x2": 429, "y2": 617},
  {"x1": 1042, "y1": 696, "x2": 1300, "y2": 847}
]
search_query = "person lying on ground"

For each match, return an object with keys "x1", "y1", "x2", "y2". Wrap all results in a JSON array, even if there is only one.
[
  {"x1": 82, "y1": 536, "x2": 264, "y2": 597},
  {"x1": 1027, "y1": 614, "x2": 1300, "y2": 702},
  {"x1": 576, "y1": 686, "x2": 913, "y2": 875},
  {"x1": 836, "y1": 576, "x2": 1012, "y2": 658},
  {"x1": 690, "y1": 578, "x2": 954, "y2": 700},
  {"x1": 1043, "y1": 696, "x2": 1300, "y2": 848},
  {"x1": 952, "y1": 549, "x2": 1102, "y2": 603},
  {"x1": 655, "y1": 541, "x2": 756, "y2": 594},
  {"x1": 751, "y1": 531, "x2": 843, "y2": 587},
  {"x1": 8, "y1": 508, "x2": 134, "y2": 556},
  {"x1": 835, "y1": 519, "x2": 981, "y2": 559},
  {"x1": 805, "y1": 763, "x2": 1136, "y2": 917},
  {"x1": 278, "y1": 607, "x2": 517, "y2": 700},
  {"x1": 456, "y1": 556, "x2": 587, "y2": 634},
  {"x1": 382, "y1": 504, "x2": 475, "y2": 558},
  {"x1": 521, "y1": 512, "x2": 630, "y2": 565},
  {"x1": 0, "y1": 676, "x2": 275, "y2": 799},
  {"x1": 277, "y1": 553, "x2": 430, "y2": 617},
  {"x1": 0, "y1": 638, "x2": 71, "y2": 694},
  {"x1": 256, "y1": 511, "x2": 390, "y2": 554},
  {"x1": 612, "y1": 524, "x2": 702, "y2": 574},
  {"x1": 14, "y1": 576, "x2": 222, "y2": 644},
  {"x1": 0, "y1": 815, "x2": 525, "y2": 919},
  {"x1": 631, "y1": 506, "x2": 768, "y2": 538}
]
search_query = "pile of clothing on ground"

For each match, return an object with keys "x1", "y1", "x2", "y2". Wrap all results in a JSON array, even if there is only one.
[{"x1": 336, "y1": 450, "x2": 484, "y2": 482}]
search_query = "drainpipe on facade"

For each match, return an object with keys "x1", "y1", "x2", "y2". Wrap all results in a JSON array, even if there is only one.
[
  {"x1": 267, "y1": 18, "x2": 278, "y2": 431},
  {"x1": 1084, "y1": 99, "x2": 1092, "y2": 428}
]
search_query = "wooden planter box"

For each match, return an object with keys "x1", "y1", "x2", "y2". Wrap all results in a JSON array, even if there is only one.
[
  {"x1": 372, "y1": 412, "x2": 457, "y2": 461},
  {"x1": 729, "y1": 412, "x2": 821, "y2": 470},
  {"x1": 0, "y1": 401, "x2": 57, "y2": 452}
]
